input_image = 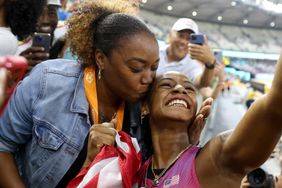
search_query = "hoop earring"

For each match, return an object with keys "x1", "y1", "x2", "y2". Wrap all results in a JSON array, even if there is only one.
[
  {"x1": 141, "y1": 110, "x2": 148, "y2": 124},
  {"x1": 98, "y1": 69, "x2": 101, "y2": 80}
]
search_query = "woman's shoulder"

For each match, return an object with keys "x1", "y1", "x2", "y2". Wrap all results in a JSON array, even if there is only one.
[
  {"x1": 41, "y1": 58, "x2": 81, "y2": 72},
  {"x1": 32, "y1": 59, "x2": 83, "y2": 78},
  {"x1": 22, "y1": 59, "x2": 83, "y2": 92}
]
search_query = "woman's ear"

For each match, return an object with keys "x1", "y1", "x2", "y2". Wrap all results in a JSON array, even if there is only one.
[{"x1": 95, "y1": 49, "x2": 106, "y2": 71}]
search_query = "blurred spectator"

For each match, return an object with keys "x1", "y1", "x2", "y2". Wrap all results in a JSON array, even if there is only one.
[
  {"x1": 58, "y1": 0, "x2": 71, "y2": 21},
  {"x1": 156, "y1": 18, "x2": 216, "y2": 88},
  {"x1": 0, "y1": 0, "x2": 46, "y2": 55},
  {"x1": 17, "y1": 0, "x2": 61, "y2": 72},
  {"x1": 244, "y1": 88, "x2": 263, "y2": 109},
  {"x1": 199, "y1": 62, "x2": 225, "y2": 100},
  {"x1": 221, "y1": 78, "x2": 233, "y2": 96}
]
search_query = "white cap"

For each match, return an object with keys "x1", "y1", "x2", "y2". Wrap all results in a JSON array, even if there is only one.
[
  {"x1": 48, "y1": 0, "x2": 61, "y2": 6},
  {"x1": 171, "y1": 18, "x2": 199, "y2": 34}
]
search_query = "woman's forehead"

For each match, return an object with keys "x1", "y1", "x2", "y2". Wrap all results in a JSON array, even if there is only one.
[{"x1": 159, "y1": 71, "x2": 189, "y2": 82}]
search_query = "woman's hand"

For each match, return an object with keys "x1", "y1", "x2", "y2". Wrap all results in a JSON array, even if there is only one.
[
  {"x1": 82, "y1": 119, "x2": 117, "y2": 169},
  {"x1": 214, "y1": 62, "x2": 225, "y2": 82},
  {"x1": 240, "y1": 175, "x2": 250, "y2": 188},
  {"x1": 188, "y1": 98, "x2": 213, "y2": 145}
]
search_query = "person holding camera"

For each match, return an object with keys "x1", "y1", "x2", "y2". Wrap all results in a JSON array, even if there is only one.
[
  {"x1": 241, "y1": 168, "x2": 275, "y2": 188},
  {"x1": 17, "y1": 0, "x2": 61, "y2": 73},
  {"x1": 157, "y1": 18, "x2": 216, "y2": 89},
  {"x1": 0, "y1": 0, "x2": 46, "y2": 56}
]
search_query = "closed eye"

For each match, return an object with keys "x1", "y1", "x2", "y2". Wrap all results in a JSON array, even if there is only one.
[
  {"x1": 159, "y1": 83, "x2": 173, "y2": 88},
  {"x1": 185, "y1": 86, "x2": 195, "y2": 91},
  {"x1": 130, "y1": 68, "x2": 143, "y2": 73}
]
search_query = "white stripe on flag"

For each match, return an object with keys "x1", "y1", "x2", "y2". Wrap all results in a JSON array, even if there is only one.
[
  {"x1": 77, "y1": 157, "x2": 117, "y2": 188},
  {"x1": 97, "y1": 157, "x2": 123, "y2": 188}
]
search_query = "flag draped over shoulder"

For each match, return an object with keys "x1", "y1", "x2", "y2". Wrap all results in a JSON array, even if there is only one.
[{"x1": 67, "y1": 131, "x2": 141, "y2": 188}]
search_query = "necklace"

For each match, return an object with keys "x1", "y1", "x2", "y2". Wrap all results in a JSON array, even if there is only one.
[{"x1": 149, "y1": 144, "x2": 192, "y2": 186}]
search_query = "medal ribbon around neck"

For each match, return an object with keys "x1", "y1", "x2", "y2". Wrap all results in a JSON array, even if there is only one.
[{"x1": 84, "y1": 66, "x2": 125, "y2": 131}]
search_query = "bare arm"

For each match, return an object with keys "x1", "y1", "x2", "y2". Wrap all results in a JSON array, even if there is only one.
[
  {"x1": 196, "y1": 67, "x2": 215, "y2": 88},
  {"x1": 0, "y1": 152, "x2": 25, "y2": 188},
  {"x1": 210, "y1": 63, "x2": 225, "y2": 100},
  {"x1": 197, "y1": 51, "x2": 282, "y2": 187},
  {"x1": 199, "y1": 63, "x2": 225, "y2": 100},
  {"x1": 210, "y1": 82, "x2": 224, "y2": 99},
  {"x1": 189, "y1": 38, "x2": 215, "y2": 88}
]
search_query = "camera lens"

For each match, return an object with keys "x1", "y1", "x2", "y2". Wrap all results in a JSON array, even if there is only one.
[
  {"x1": 247, "y1": 168, "x2": 267, "y2": 187},
  {"x1": 191, "y1": 35, "x2": 197, "y2": 40}
]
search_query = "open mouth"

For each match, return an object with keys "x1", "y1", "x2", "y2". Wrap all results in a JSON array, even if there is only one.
[
  {"x1": 39, "y1": 26, "x2": 53, "y2": 33},
  {"x1": 178, "y1": 45, "x2": 186, "y2": 50},
  {"x1": 167, "y1": 99, "x2": 189, "y2": 109}
]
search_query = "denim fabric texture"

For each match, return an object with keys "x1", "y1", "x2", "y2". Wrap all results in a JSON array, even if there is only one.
[{"x1": 0, "y1": 59, "x2": 91, "y2": 187}]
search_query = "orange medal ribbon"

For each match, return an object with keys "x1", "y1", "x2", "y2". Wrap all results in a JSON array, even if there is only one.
[{"x1": 84, "y1": 66, "x2": 124, "y2": 131}]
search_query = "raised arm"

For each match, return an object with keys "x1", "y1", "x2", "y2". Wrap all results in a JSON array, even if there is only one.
[
  {"x1": 197, "y1": 50, "x2": 282, "y2": 187},
  {"x1": 190, "y1": 37, "x2": 215, "y2": 88}
]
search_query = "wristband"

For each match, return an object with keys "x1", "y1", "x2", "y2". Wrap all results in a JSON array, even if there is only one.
[{"x1": 205, "y1": 59, "x2": 216, "y2": 69}]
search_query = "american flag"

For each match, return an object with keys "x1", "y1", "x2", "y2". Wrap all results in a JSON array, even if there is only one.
[
  {"x1": 67, "y1": 131, "x2": 141, "y2": 188},
  {"x1": 163, "y1": 175, "x2": 180, "y2": 188}
]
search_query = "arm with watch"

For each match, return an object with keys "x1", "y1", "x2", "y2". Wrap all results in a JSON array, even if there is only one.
[{"x1": 188, "y1": 36, "x2": 216, "y2": 88}]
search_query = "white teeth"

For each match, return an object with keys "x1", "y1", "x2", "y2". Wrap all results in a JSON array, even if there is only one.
[
  {"x1": 168, "y1": 99, "x2": 187, "y2": 108},
  {"x1": 178, "y1": 46, "x2": 185, "y2": 50},
  {"x1": 40, "y1": 26, "x2": 51, "y2": 32}
]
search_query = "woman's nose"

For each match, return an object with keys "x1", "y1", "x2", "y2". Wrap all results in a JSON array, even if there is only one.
[
  {"x1": 141, "y1": 70, "x2": 155, "y2": 85},
  {"x1": 173, "y1": 84, "x2": 188, "y2": 94}
]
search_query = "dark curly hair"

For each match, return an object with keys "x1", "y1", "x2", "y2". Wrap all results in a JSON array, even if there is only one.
[
  {"x1": 67, "y1": 0, "x2": 156, "y2": 66},
  {"x1": 4, "y1": 0, "x2": 46, "y2": 41}
]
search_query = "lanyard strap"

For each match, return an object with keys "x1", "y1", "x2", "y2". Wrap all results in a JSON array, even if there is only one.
[{"x1": 84, "y1": 66, "x2": 124, "y2": 131}]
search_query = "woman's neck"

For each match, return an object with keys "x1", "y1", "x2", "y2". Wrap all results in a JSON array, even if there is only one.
[
  {"x1": 96, "y1": 78, "x2": 122, "y2": 122},
  {"x1": 166, "y1": 47, "x2": 176, "y2": 62},
  {"x1": 150, "y1": 120, "x2": 190, "y2": 169}
]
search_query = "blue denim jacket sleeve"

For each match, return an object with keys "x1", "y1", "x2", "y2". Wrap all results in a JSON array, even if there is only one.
[
  {"x1": 0, "y1": 64, "x2": 44, "y2": 152},
  {"x1": 0, "y1": 59, "x2": 91, "y2": 187}
]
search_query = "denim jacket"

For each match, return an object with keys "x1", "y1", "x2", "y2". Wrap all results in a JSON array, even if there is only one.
[{"x1": 0, "y1": 59, "x2": 141, "y2": 188}]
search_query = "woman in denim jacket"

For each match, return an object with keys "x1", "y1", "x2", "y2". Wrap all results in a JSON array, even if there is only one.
[
  {"x1": 0, "y1": 0, "x2": 156, "y2": 187},
  {"x1": 0, "y1": 0, "x2": 209, "y2": 187}
]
